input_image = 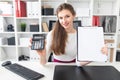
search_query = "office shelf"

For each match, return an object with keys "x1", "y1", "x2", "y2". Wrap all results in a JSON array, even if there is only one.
[{"x1": 0, "y1": 0, "x2": 120, "y2": 62}]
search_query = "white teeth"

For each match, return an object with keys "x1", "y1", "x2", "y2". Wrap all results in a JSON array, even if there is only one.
[{"x1": 63, "y1": 23, "x2": 68, "y2": 26}]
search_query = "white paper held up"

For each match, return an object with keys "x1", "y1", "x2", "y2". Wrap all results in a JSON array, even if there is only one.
[{"x1": 77, "y1": 27, "x2": 107, "y2": 62}]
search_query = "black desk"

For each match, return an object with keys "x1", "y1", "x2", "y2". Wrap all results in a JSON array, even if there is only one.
[{"x1": 53, "y1": 65, "x2": 120, "y2": 80}]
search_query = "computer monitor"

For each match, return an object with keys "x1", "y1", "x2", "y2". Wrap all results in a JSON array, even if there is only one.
[
  {"x1": 73, "y1": 20, "x2": 82, "y2": 29},
  {"x1": 49, "y1": 20, "x2": 82, "y2": 31}
]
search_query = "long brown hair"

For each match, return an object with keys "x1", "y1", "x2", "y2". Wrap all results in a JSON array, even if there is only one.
[{"x1": 51, "y1": 3, "x2": 76, "y2": 55}]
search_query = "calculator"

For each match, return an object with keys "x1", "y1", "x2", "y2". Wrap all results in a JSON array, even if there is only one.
[{"x1": 31, "y1": 34, "x2": 45, "y2": 50}]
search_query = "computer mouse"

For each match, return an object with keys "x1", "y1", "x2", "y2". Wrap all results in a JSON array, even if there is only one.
[{"x1": 2, "y1": 61, "x2": 12, "y2": 67}]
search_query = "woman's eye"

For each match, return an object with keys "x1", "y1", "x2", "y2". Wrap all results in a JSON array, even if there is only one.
[
  {"x1": 59, "y1": 17, "x2": 63, "y2": 19},
  {"x1": 66, "y1": 15, "x2": 70, "y2": 18}
]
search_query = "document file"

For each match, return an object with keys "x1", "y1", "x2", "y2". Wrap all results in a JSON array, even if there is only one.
[{"x1": 77, "y1": 27, "x2": 107, "y2": 61}]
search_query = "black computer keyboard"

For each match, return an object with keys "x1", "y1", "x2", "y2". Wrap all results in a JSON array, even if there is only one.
[{"x1": 4, "y1": 63, "x2": 44, "y2": 80}]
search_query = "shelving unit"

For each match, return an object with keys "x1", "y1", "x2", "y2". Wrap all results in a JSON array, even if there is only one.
[
  {"x1": 0, "y1": 0, "x2": 16, "y2": 61},
  {"x1": 116, "y1": 13, "x2": 120, "y2": 61},
  {"x1": 93, "y1": 0, "x2": 120, "y2": 62},
  {"x1": 0, "y1": 0, "x2": 120, "y2": 62}
]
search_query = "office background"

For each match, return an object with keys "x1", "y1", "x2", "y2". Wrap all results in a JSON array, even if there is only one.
[{"x1": 0, "y1": 0, "x2": 120, "y2": 62}]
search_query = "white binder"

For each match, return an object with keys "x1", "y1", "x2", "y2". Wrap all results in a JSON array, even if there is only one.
[
  {"x1": 0, "y1": 16, "x2": 4, "y2": 32},
  {"x1": 0, "y1": 3, "x2": 13, "y2": 16},
  {"x1": 27, "y1": 2, "x2": 40, "y2": 17},
  {"x1": 30, "y1": 49, "x2": 40, "y2": 61},
  {"x1": 0, "y1": 48, "x2": 7, "y2": 61}
]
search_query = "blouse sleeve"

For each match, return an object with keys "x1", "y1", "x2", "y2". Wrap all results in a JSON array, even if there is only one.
[{"x1": 45, "y1": 31, "x2": 53, "y2": 62}]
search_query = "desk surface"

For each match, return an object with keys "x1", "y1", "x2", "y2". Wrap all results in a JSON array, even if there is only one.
[{"x1": 0, "y1": 61, "x2": 120, "y2": 80}]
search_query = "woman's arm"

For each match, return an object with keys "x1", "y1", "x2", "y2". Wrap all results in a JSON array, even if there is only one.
[
  {"x1": 29, "y1": 38, "x2": 47, "y2": 65},
  {"x1": 80, "y1": 61, "x2": 92, "y2": 66},
  {"x1": 36, "y1": 49, "x2": 47, "y2": 65},
  {"x1": 76, "y1": 60, "x2": 92, "y2": 66}
]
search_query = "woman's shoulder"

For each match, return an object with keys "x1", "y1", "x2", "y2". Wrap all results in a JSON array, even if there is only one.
[
  {"x1": 46, "y1": 30, "x2": 53, "y2": 39},
  {"x1": 47, "y1": 30, "x2": 53, "y2": 36}
]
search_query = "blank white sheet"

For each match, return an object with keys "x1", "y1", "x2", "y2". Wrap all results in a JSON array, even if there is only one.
[{"x1": 77, "y1": 27, "x2": 107, "y2": 62}]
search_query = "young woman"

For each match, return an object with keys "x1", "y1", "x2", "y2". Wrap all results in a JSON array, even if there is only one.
[{"x1": 30, "y1": 3, "x2": 108, "y2": 66}]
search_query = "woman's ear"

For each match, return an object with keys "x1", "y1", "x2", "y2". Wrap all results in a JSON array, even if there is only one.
[
  {"x1": 74, "y1": 14, "x2": 76, "y2": 18},
  {"x1": 73, "y1": 14, "x2": 76, "y2": 20}
]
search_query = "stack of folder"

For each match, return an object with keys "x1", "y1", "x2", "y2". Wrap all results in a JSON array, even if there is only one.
[{"x1": 15, "y1": 0, "x2": 27, "y2": 17}]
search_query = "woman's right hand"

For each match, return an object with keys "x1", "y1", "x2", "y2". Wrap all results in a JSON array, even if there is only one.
[
  {"x1": 29, "y1": 38, "x2": 46, "y2": 56},
  {"x1": 29, "y1": 37, "x2": 47, "y2": 65}
]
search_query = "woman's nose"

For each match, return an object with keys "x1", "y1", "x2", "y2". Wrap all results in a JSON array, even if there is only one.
[{"x1": 62, "y1": 18, "x2": 66, "y2": 22}]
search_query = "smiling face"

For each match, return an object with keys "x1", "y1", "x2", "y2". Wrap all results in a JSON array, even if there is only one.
[{"x1": 57, "y1": 9, "x2": 75, "y2": 30}]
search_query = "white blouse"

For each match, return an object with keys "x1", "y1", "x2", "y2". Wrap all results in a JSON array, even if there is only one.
[{"x1": 46, "y1": 31, "x2": 77, "y2": 62}]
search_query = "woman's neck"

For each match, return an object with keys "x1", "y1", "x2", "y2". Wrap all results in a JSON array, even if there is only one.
[{"x1": 65, "y1": 27, "x2": 76, "y2": 33}]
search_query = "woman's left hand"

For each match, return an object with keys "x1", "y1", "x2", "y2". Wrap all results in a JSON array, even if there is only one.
[{"x1": 101, "y1": 44, "x2": 108, "y2": 55}]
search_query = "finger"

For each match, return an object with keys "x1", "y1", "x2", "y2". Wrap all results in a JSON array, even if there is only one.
[
  {"x1": 104, "y1": 41, "x2": 108, "y2": 47},
  {"x1": 28, "y1": 38, "x2": 32, "y2": 47},
  {"x1": 101, "y1": 48, "x2": 104, "y2": 53},
  {"x1": 44, "y1": 39, "x2": 46, "y2": 46},
  {"x1": 29, "y1": 37, "x2": 32, "y2": 43},
  {"x1": 28, "y1": 42, "x2": 32, "y2": 47},
  {"x1": 104, "y1": 40, "x2": 108, "y2": 44},
  {"x1": 101, "y1": 47, "x2": 104, "y2": 50},
  {"x1": 101, "y1": 49, "x2": 108, "y2": 55},
  {"x1": 101, "y1": 47, "x2": 108, "y2": 54}
]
